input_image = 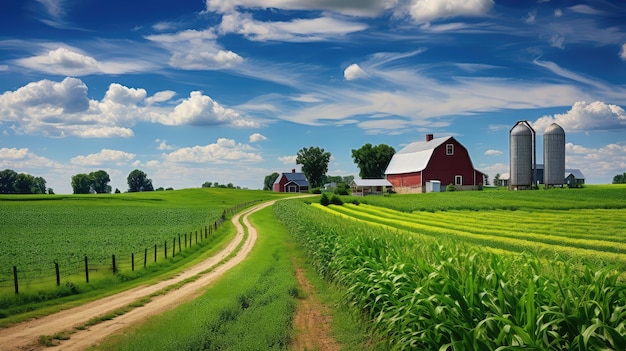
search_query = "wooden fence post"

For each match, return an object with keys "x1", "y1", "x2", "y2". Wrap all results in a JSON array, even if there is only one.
[
  {"x1": 85, "y1": 256, "x2": 89, "y2": 283},
  {"x1": 195, "y1": 231, "x2": 198, "y2": 244},
  {"x1": 184, "y1": 233, "x2": 187, "y2": 248},
  {"x1": 144, "y1": 248, "x2": 147, "y2": 268},
  {"x1": 178, "y1": 234, "x2": 181, "y2": 252},
  {"x1": 112, "y1": 254, "x2": 116, "y2": 274},
  {"x1": 164, "y1": 241, "x2": 167, "y2": 259},
  {"x1": 55, "y1": 262, "x2": 60, "y2": 286},
  {"x1": 132, "y1": 253, "x2": 135, "y2": 271},
  {"x1": 13, "y1": 266, "x2": 18, "y2": 295},
  {"x1": 154, "y1": 244, "x2": 157, "y2": 262}
]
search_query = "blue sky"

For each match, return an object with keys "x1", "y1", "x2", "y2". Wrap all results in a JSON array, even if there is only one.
[{"x1": 1, "y1": 0, "x2": 625, "y2": 193}]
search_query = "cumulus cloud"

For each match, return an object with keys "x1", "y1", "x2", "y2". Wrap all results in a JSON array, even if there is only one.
[
  {"x1": 162, "y1": 138, "x2": 262, "y2": 163},
  {"x1": 14, "y1": 47, "x2": 154, "y2": 75},
  {"x1": 565, "y1": 142, "x2": 626, "y2": 183},
  {"x1": 155, "y1": 139, "x2": 177, "y2": 150},
  {"x1": 620, "y1": 43, "x2": 626, "y2": 60},
  {"x1": 0, "y1": 78, "x2": 256, "y2": 137},
  {"x1": 554, "y1": 9, "x2": 563, "y2": 17},
  {"x1": 532, "y1": 101, "x2": 626, "y2": 132},
  {"x1": 146, "y1": 29, "x2": 243, "y2": 70},
  {"x1": 278, "y1": 155, "x2": 297, "y2": 164},
  {"x1": 219, "y1": 12, "x2": 367, "y2": 42},
  {"x1": 407, "y1": 0, "x2": 495, "y2": 24},
  {"x1": 156, "y1": 91, "x2": 258, "y2": 127},
  {"x1": 485, "y1": 149, "x2": 503, "y2": 155},
  {"x1": 524, "y1": 9, "x2": 537, "y2": 24},
  {"x1": 249, "y1": 133, "x2": 267, "y2": 142},
  {"x1": 344, "y1": 64, "x2": 367, "y2": 81},
  {"x1": 0, "y1": 147, "x2": 61, "y2": 169},
  {"x1": 70, "y1": 149, "x2": 136, "y2": 166}
]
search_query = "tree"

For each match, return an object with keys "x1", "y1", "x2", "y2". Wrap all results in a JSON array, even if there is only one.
[
  {"x1": 90, "y1": 170, "x2": 111, "y2": 194},
  {"x1": 263, "y1": 172, "x2": 279, "y2": 191},
  {"x1": 127, "y1": 169, "x2": 153, "y2": 192},
  {"x1": 494, "y1": 173, "x2": 501, "y2": 187},
  {"x1": 0, "y1": 169, "x2": 18, "y2": 193},
  {"x1": 72, "y1": 173, "x2": 93, "y2": 194},
  {"x1": 202, "y1": 181, "x2": 213, "y2": 188},
  {"x1": 296, "y1": 146, "x2": 331, "y2": 189},
  {"x1": 351, "y1": 143, "x2": 396, "y2": 179},
  {"x1": 612, "y1": 172, "x2": 626, "y2": 184}
]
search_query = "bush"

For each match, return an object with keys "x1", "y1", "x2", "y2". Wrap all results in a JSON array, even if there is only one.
[
  {"x1": 320, "y1": 193, "x2": 330, "y2": 206},
  {"x1": 310, "y1": 187, "x2": 322, "y2": 194},
  {"x1": 330, "y1": 195, "x2": 343, "y2": 205},
  {"x1": 446, "y1": 183, "x2": 457, "y2": 192},
  {"x1": 334, "y1": 183, "x2": 350, "y2": 195}
]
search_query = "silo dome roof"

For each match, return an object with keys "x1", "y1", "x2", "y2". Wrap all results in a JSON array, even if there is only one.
[
  {"x1": 511, "y1": 122, "x2": 532, "y2": 136},
  {"x1": 544, "y1": 123, "x2": 565, "y2": 135}
]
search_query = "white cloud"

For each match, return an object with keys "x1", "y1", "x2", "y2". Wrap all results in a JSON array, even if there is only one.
[
  {"x1": 205, "y1": 0, "x2": 396, "y2": 17},
  {"x1": 549, "y1": 35, "x2": 565, "y2": 49},
  {"x1": 14, "y1": 47, "x2": 155, "y2": 75},
  {"x1": 146, "y1": 29, "x2": 243, "y2": 70},
  {"x1": 155, "y1": 139, "x2": 177, "y2": 150},
  {"x1": 620, "y1": 43, "x2": 626, "y2": 61},
  {"x1": 70, "y1": 149, "x2": 136, "y2": 166},
  {"x1": 0, "y1": 147, "x2": 61, "y2": 169},
  {"x1": 554, "y1": 9, "x2": 563, "y2": 17},
  {"x1": 156, "y1": 91, "x2": 258, "y2": 127},
  {"x1": 219, "y1": 12, "x2": 367, "y2": 42},
  {"x1": 532, "y1": 101, "x2": 626, "y2": 133},
  {"x1": 0, "y1": 78, "x2": 256, "y2": 137},
  {"x1": 344, "y1": 64, "x2": 367, "y2": 81},
  {"x1": 0, "y1": 65, "x2": 8, "y2": 71},
  {"x1": 249, "y1": 133, "x2": 267, "y2": 142},
  {"x1": 565, "y1": 142, "x2": 626, "y2": 183},
  {"x1": 162, "y1": 138, "x2": 262, "y2": 163},
  {"x1": 485, "y1": 149, "x2": 503, "y2": 155},
  {"x1": 407, "y1": 0, "x2": 495, "y2": 24},
  {"x1": 278, "y1": 155, "x2": 297, "y2": 165}
]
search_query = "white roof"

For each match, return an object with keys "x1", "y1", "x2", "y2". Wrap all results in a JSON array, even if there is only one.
[
  {"x1": 385, "y1": 136, "x2": 452, "y2": 175},
  {"x1": 351, "y1": 178, "x2": 392, "y2": 187}
]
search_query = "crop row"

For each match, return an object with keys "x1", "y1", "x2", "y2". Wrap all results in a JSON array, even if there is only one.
[
  {"x1": 274, "y1": 199, "x2": 626, "y2": 350},
  {"x1": 321, "y1": 203, "x2": 626, "y2": 264}
]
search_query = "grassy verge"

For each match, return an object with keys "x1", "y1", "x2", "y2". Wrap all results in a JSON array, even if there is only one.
[{"x1": 94, "y1": 205, "x2": 297, "y2": 350}]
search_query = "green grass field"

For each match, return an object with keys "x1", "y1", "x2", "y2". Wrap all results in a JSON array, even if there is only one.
[{"x1": 0, "y1": 188, "x2": 292, "y2": 319}]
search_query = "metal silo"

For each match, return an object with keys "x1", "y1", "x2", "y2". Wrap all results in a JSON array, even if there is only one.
[
  {"x1": 543, "y1": 123, "x2": 565, "y2": 188},
  {"x1": 509, "y1": 121, "x2": 535, "y2": 190}
]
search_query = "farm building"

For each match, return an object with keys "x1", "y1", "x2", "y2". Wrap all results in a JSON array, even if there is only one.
[
  {"x1": 350, "y1": 178, "x2": 392, "y2": 196},
  {"x1": 498, "y1": 167, "x2": 585, "y2": 188},
  {"x1": 385, "y1": 134, "x2": 485, "y2": 193},
  {"x1": 273, "y1": 169, "x2": 309, "y2": 193}
]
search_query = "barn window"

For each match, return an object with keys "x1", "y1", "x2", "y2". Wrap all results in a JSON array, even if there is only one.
[
  {"x1": 446, "y1": 144, "x2": 454, "y2": 155},
  {"x1": 455, "y1": 175, "x2": 463, "y2": 185}
]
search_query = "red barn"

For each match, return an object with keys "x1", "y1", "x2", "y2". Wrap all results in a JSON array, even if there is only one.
[
  {"x1": 273, "y1": 169, "x2": 310, "y2": 192},
  {"x1": 385, "y1": 134, "x2": 484, "y2": 193}
]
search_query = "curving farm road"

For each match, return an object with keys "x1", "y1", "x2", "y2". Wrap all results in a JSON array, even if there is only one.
[{"x1": 0, "y1": 200, "x2": 275, "y2": 351}]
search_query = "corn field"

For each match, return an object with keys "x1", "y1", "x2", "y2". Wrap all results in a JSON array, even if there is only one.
[{"x1": 274, "y1": 199, "x2": 626, "y2": 350}]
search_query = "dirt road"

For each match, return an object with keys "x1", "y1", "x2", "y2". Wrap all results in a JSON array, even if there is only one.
[{"x1": 0, "y1": 200, "x2": 275, "y2": 351}]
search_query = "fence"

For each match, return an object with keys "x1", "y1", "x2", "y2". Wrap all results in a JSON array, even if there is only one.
[{"x1": 1, "y1": 200, "x2": 260, "y2": 295}]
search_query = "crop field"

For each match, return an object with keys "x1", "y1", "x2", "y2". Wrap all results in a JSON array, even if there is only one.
[
  {"x1": 0, "y1": 189, "x2": 291, "y2": 297},
  {"x1": 275, "y1": 186, "x2": 626, "y2": 350}
]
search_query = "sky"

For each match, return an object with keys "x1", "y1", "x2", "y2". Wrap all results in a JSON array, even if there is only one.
[{"x1": 1, "y1": 0, "x2": 625, "y2": 194}]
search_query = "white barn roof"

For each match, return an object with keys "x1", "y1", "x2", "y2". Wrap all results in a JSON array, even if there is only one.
[{"x1": 385, "y1": 136, "x2": 452, "y2": 175}]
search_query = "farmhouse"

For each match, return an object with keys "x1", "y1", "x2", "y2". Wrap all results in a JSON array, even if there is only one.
[
  {"x1": 273, "y1": 169, "x2": 309, "y2": 192},
  {"x1": 385, "y1": 134, "x2": 485, "y2": 193},
  {"x1": 350, "y1": 178, "x2": 393, "y2": 196}
]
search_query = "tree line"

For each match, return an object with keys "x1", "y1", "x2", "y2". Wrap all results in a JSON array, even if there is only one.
[
  {"x1": 263, "y1": 143, "x2": 396, "y2": 192},
  {"x1": 0, "y1": 169, "x2": 50, "y2": 194}
]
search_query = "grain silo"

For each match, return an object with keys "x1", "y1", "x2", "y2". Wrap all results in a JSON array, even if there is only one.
[
  {"x1": 509, "y1": 121, "x2": 536, "y2": 190},
  {"x1": 543, "y1": 123, "x2": 565, "y2": 188}
]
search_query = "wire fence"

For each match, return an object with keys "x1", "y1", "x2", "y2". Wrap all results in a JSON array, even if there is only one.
[{"x1": 0, "y1": 200, "x2": 260, "y2": 294}]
